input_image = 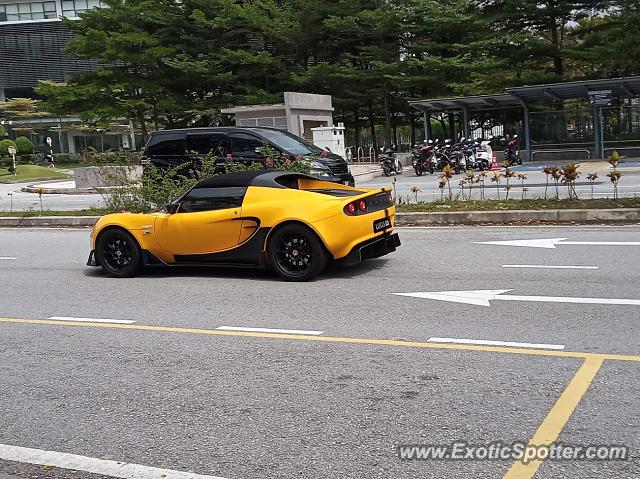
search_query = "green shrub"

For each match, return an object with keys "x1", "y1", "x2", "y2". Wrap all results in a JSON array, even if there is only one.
[
  {"x1": 101, "y1": 154, "x2": 311, "y2": 213},
  {"x1": 0, "y1": 139, "x2": 16, "y2": 157},
  {"x1": 14, "y1": 136, "x2": 35, "y2": 155}
]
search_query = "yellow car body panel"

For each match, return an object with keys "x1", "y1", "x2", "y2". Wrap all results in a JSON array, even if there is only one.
[{"x1": 89, "y1": 171, "x2": 399, "y2": 277}]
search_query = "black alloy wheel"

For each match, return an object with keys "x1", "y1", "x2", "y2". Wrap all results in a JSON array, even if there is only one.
[
  {"x1": 269, "y1": 225, "x2": 327, "y2": 281},
  {"x1": 96, "y1": 229, "x2": 142, "y2": 278}
]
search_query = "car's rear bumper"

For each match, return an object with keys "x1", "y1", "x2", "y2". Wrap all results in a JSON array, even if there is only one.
[{"x1": 340, "y1": 232, "x2": 401, "y2": 266}]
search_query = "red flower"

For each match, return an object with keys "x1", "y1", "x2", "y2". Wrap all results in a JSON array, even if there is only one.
[
  {"x1": 284, "y1": 159, "x2": 292, "y2": 166},
  {"x1": 320, "y1": 150, "x2": 329, "y2": 158},
  {"x1": 226, "y1": 154, "x2": 232, "y2": 161},
  {"x1": 295, "y1": 154, "x2": 303, "y2": 161},
  {"x1": 265, "y1": 157, "x2": 274, "y2": 167}
]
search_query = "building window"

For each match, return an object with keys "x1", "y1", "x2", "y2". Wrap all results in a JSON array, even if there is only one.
[
  {"x1": 62, "y1": 0, "x2": 102, "y2": 18},
  {"x1": 0, "y1": 2, "x2": 59, "y2": 22}
]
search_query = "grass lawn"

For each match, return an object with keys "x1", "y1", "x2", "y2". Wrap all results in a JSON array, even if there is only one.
[
  {"x1": 397, "y1": 197, "x2": 640, "y2": 212},
  {"x1": 0, "y1": 165, "x2": 70, "y2": 184}
]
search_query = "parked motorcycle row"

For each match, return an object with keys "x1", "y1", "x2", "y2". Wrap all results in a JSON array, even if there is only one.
[{"x1": 379, "y1": 135, "x2": 522, "y2": 177}]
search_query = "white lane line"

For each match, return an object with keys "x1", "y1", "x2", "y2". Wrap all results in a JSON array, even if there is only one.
[
  {"x1": 0, "y1": 257, "x2": 16, "y2": 260},
  {"x1": 47, "y1": 316, "x2": 136, "y2": 325},
  {"x1": 427, "y1": 337, "x2": 566, "y2": 350},
  {"x1": 216, "y1": 326, "x2": 324, "y2": 335},
  {"x1": 502, "y1": 264, "x2": 599, "y2": 270},
  {"x1": 0, "y1": 444, "x2": 228, "y2": 479}
]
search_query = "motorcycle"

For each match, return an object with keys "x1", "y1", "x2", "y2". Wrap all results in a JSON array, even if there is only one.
[
  {"x1": 475, "y1": 140, "x2": 492, "y2": 170},
  {"x1": 379, "y1": 146, "x2": 403, "y2": 176},
  {"x1": 504, "y1": 135, "x2": 522, "y2": 166},
  {"x1": 412, "y1": 141, "x2": 435, "y2": 176},
  {"x1": 460, "y1": 137, "x2": 479, "y2": 170},
  {"x1": 448, "y1": 142, "x2": 467, "y2": 174}
]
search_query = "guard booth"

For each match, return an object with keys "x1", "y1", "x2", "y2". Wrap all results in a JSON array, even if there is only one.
[{"x1": 410, "y1": 77, "x2": 640, "y2": 161}]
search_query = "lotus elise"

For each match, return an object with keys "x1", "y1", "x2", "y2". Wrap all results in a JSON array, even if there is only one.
[{"x1": 87, "y1": 170, "x2": 400, "y2": 281}]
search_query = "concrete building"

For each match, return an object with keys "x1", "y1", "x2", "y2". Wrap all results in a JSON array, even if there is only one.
[
  {"x1": 0, "y1": 0, "x2": 103, "y2": 101},
  {"x1": 221, "y1": 92, "x2": 335, "y2": 140}
]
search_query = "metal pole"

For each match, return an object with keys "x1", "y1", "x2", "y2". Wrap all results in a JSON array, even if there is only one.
[
  {"x1": 522, "y1": 103, "x2": 531, "y2": 161},
  {"x1": 600, "y1": 106, "x2": 605, "y2": 160},
  {"x1": 463, "y1": 108, "x2": 471, "y2": 138},
  {"x1": 423, "y1": 112, "x2": 431, "y2": 142},
  {"x1": 592, "y1": 105, "x2": 601, "y2": 159}
]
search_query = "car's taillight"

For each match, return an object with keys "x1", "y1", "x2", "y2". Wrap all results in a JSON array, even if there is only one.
[
  {"x1": 358, "y1": 200, "x2": 367, "y2": 213},
  {"x1": 346, "y1": 202, "x2": 356, "y2": 215}
]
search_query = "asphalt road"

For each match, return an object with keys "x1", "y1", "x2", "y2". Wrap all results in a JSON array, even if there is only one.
[{"x1": 0, "y1": 225, "x2": 638, "y2": 479}]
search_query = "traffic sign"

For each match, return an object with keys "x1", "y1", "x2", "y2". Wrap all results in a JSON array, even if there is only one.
[{"x1": 588, "y1": 90, "x2": 612, "y2": 106}]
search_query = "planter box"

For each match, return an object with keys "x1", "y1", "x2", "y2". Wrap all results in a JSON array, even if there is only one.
[{"x1": 74, "y1": 166, "x2": 142, "y2": 188}]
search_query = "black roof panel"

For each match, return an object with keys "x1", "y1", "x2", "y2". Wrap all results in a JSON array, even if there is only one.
[{"x1": 193, "y1": 170, "x2": 318, "y2": 189}]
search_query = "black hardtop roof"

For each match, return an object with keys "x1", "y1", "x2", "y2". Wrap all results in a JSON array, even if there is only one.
[
  {"x1": 150, "y1": 126, "x2": 282, "y2": 136},
  {"x1": 193, "y1": 170, "x2": 313, "y2": 189}
]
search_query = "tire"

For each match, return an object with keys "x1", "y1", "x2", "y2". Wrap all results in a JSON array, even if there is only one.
[
  {"x1": 395, "y1": 161, "x2": 403, "y2": 174},
  {"x1": 383, "y1": 165, "x2": 392, "y2": 176},
  {"x1": 96, "y1": 228, "x2": 142, "y2": 278},
  {"x1": 414, "y1": 167, "x2": 422, "y2": 176},
  {"x1": 428, "y1": 166, "x2": 434, "y2": 174},
  {"x1": 268, "y1": 225, "x2": 328, "y2": 281}
]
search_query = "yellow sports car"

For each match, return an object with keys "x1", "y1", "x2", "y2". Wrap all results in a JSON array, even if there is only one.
[{"x1": 87, "y1": 170, "x2": 400, "y2": 281}]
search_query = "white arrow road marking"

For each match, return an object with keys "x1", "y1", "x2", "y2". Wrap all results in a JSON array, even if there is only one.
[
  {"x1": 0, "y1": 257, "x2": 16, "y2": 260},
  {"x1": 216, "y1": 326, "x2": 324, "y2": 335},
  {"x1": 428, "y1": 337, "x2": 565, "y2": 350},
  {"x1": 476, "y1": 238, "x2": 640, "y2": 249},
  {"x1": 392, "y1": 290, "x2": 640, "y2": 307},
  {"x1": 0, "y1": 444, "x2": 228, "y2": 479},
  {"x1": 502, "y1": 264, "x2": 599, "y2": 270},
  {"x1": 47, "y1": 316, "x2": 136, "y2": 324}
]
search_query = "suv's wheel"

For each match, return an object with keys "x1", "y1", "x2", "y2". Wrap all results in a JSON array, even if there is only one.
[
  {"x1": 96, "y1": 229, "x2": 142, "y2": 278},
  {"x1": 268, "y1": 225, "x2": 327, "y2": 281}
]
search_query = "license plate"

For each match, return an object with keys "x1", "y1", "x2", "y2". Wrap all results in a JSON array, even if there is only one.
[{"x1": 373, "y1": 218, "x2": 391, "y2": 233}]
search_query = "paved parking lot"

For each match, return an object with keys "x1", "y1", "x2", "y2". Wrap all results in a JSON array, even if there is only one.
[{"x1": 0, "y1": 226, "x2": 638, "y2": 478}]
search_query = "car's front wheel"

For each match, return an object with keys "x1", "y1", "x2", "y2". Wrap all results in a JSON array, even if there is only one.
[
  {"x1": 96, "y1": 228, "x2": 142, "y2": 278},
  {"x1": 268, "y1": 225, "x2": 327, "y2": 281}
]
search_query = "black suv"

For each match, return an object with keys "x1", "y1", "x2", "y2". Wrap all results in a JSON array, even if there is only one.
[{"x1": 143, "y1": 127, "x2": 355, "y2": 186}]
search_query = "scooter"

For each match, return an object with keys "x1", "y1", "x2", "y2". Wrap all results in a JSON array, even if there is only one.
[
  {"x1": 380, "y1": 146, "x2": 403, "y2": 176},
  {"x1": 412, "y1": 141, "x2": 435, "y2": 176},
  {"x1": 475, "y1": 140, "x2": 492, "y2": 170}
]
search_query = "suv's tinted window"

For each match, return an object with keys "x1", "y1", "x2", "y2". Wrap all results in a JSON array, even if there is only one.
[
  {"x1": 179, "y1": 187, "x2": 247, "y2": 213},
  {"x1": 187, "y1": 134, "x2": 227, "y2": 156},
  {"x1": 147, "y1": 137, "x2": 185, "y2": 156},
  {"x1": 230, "y1": 133, "x2": 263, "y2": 157}
]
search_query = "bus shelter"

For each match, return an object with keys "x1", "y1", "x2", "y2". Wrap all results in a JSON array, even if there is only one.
[{"x1": 410, "y1": 77, "x2": 640, "y2": 161}]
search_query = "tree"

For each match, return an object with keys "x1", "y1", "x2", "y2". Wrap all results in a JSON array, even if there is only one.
[
  {"x1": 473, "y1": 0, "x2": 615, "y2": 82},
  {"x1": 37, "y1": 0, "x2": 294, "y2": 140},
  {"x1": 570, "y1": 3, "x2": 640, "y2": 77}
]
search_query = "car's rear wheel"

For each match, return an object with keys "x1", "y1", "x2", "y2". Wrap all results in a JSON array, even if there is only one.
[
  {"x1": 96, "y1": 229, "x2": 142, "y2": 278},
  {"x1": 268, "y1": 225, "x2": 327, "y2": 281}
]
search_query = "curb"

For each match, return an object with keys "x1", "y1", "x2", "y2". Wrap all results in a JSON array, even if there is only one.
[
  {"x1": 21, "y1": 185, "x2": 115, "y2": 195},
  {"x1": 395, "y1": 208, "x2": 640, "y2": 226},
  {"x1": 0, "y1": 216, "x2": 99, "y2": 227}
]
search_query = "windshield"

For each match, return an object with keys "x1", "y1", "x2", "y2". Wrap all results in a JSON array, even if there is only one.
[{"x1": 258, "y1": 129, "x2": 324, "y2": 156}]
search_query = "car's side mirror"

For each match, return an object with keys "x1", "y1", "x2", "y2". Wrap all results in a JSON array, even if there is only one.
[{"x1": 166, "y1": 203, "x2": 180, "y2": 214}]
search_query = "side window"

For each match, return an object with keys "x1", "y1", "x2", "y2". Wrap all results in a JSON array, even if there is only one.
[
  {"x1": 146, "y1": 137, "x2": 185, "y2": 156},
  {"x1": 179, "y1": 187, "x2": 247, "y2": 213},
  {"x1": 230, "y1": 133, "x2": 264, "y2": 157},
  {"x1": 186, "y1": 134, "x2": 227, "y2": 156}
]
